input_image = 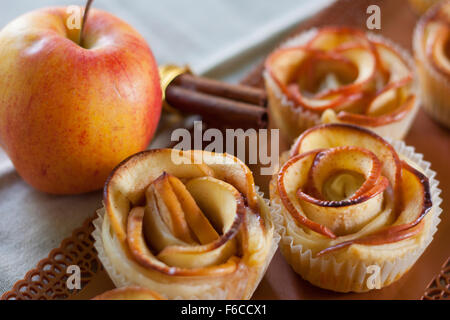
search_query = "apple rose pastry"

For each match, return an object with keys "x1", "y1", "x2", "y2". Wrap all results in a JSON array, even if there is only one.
[
  {"x1": 93, "y1": 149, "x2": 277, "y2": 300},
  {"x1": 265, "y1": 27, "x2": 419, "y2": 144},
  {"x1": 270, "y1": 124, "x2": 441, "y2": 292},
  {"x1": 413, "y1": 0, "x2": 450, "y2": 128}
]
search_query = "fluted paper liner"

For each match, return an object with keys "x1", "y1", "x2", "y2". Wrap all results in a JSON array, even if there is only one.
[
  {"x1": 265, "y1": 29, "x2": 420, "y2": 143},
  {"x1": 413, "y1": 16, "x2": 450, "y2": 129},
  {"x1": 92, "y1": 190, "x2": 280, "y2": 300},
  {"x1": 271, "y1": 140, "x2": 442, "y2": 293}
]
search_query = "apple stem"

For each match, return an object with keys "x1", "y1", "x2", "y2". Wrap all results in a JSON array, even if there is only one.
[{"x1": 79, "y1": 0, "x2": 94, "y2": 47}]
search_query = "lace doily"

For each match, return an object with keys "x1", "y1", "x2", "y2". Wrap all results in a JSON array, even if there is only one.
[
  {"x1": 422, "y1": 258, "x2": 450, "y2": 300},
  {"x1": 1, "y1": 216, "x2": 102, "y2": 300}
]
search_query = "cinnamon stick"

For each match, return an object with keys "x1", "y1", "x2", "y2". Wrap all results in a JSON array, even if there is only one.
[
  {"x1": 173, "y1": 73, "x2": 267, "y2": 107},
  {"x1": 165, "y1": 85, "x2": 268, "y2": 129}
]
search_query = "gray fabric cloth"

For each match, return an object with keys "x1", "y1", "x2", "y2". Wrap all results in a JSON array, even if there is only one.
[{"x1": 0, "y1": 0, "x2": 331, "y2": 295}]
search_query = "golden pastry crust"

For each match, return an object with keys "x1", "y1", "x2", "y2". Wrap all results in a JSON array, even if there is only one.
[
  {"x1": 270, "y1": 124, "x2": 439, "y2": 292},
  {"x1": 92, "y1": 286, "x2": 164, "y2": 300},
  {"x1": 413, "y1": 0, "x2": 450, "y2": 128},
  {"x1": 94, "y1": 149, "x2": 277, "y2": 300},
  {"x1": 265, "y1": 27, "x2": 419, "y2": 144}
]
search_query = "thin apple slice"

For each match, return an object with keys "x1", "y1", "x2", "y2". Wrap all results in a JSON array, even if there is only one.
[
  {"x1": 374, "y1": 42, "x2": 412, "y2": 84},
  {"x1": 185, "y1": 177, "x2": 243, "y2": 235},
  {"x1": 304, "y1": 146, "x2": 384, "y2": 201},
  {"x1": 292, "y1": 51, "x2": 358, "y2": 97},
  {"x1": 307, "y1": 26, "x2": 372, "y2": 51},
  {"x1": 277, "y1": 151, "x2": 336, "y2": 238},
  {"x1": 168, "y1": 174, "x2": 219, "y2": 244},
  {"x1": 317, "y1": 161, "x2": 432, "y2": 256},
  {"x1": 338, "y1": 95, "x2": 416, "y2": 126},
  {"x1": 127, "y1": 206, "x2": 169, "y2": 270},
  {"x1": 142, "y1": 172, "x2": 220, "y2": 251},
  {"x1": 152, "y1": 173, "x2": 197, "y2": 244},
  {"x1": 265, "y1": 47, "x2": 309, "y2": 85},
  {"x1": 105, "y1": 149, "x2": 215, "y2": 242},
  {"x1": 187, "y1": 150, "x2": 259, "y2": 210},
  {"x1": 143, "y1": 186, "x2": 190, "y2": 253},
  {"x1": 156, "y1": 177, "x2": 244, "y2": 269},
  {"x1": 278, "y1": 147, "x2": 389, "y2": 236},
  {"x1": 366, "y1": 76, "x2": 412, "y2": 116},
  {"x1": 127, "y1": 204, "x2": 239, "y2": 276},
  {"x1": 275, "y1": 46, "x2": 376, "y2": 112},
  {"x1": 290, "y1": 124, "x2": 401, "y2": 197}
]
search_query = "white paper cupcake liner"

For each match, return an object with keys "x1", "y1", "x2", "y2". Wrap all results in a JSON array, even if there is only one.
[
  {"x1": 271, "y1": 140, "x2": 442, "y2": 293},
  {"x1": 93, "y1": 190, "x2": 280, "y2": 300},
  {"x1": 265, "y1": 29, "x2": 420, "y2": 143}
]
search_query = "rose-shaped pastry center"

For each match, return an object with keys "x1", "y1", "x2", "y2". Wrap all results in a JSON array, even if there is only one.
[
  {"x1": 322, "y1": 171, "x2": 365, "y2": 201},
  {"x1": 266, "y1": 27, "x2": 416, "y2": 126},
  {"x1": 282, "y1": 146, "x2": 389, "y2": 236},
  {"x1": 127, "y1": 172, "x2": 245, "y2": 272},
  {"x1": 277, "y1": 124, "x2": 432, "y2": 256}
]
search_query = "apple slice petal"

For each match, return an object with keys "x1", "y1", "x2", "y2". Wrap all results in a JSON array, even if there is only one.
[
  {"x1": 290, "y1": 124, "x2": 401, "y2": 198},
  {"x1": 187, "y1": 150, "x2": 260, "y2": 210},
  {"x1": 105, "y1": 149, "x2": 215, "y2": 242},
  {"x1": 279, "y1": 144, "x2": 389, "y2": 236},
  {"x1": 168, "y1": 174, "x2": 220, "y2": 244},
  {"x1": 317, "y1": 161, "x2": 432, "y2": 255},
  {"x1": 338, "y1": 95, "x2": 416, "y2": 127},
  {"x1": 307, "y1": 26, "x2": 372, "y2": 51},
  {"x1": 277, "y1": 151, "x2": 336, "y2": 238},
  {"x1": 136, "y1": 174, "x2": 244, "y2": 270},
  {"x1": 374, "y1": 42, "x2": 413, "y2": 83},
  {"x1": 267, "y1": 45, "x2": 376, "y2": 113},
  {"x1": 127, "y1": 206, "x2": 170, "y2": 270},
  {"x1": 265, "y1": 47, "x2": 309, "y2": 85},
  {"x1": 152, "y1": 173, "x2": 197, "y2": 244},
  {"x1": 366, "y1": 75, "x2": 412, "y2": 116},
  {"x1": 127, "y1": 204, "x2": 239, "y2": 276},
  {"x1": 143, "y1": 188, "x2": 189, "y2": 253},
  {"x1": 305, "y1": 146, "x2": 382, "y2": 201}
]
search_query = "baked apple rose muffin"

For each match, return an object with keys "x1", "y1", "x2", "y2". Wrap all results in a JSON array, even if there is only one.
[
  {"x1": 265, "y1": 27, "x2": 419, "y2": 143},
  {"x1": 93, "y1": 149, "x2": 278, "y2": 300},
  {"x1": 413, "y1": 0, "x2": 450, "y2": 128},
  {"x1": 270, "y1": 124, "x2": 441, "y2": 292}
]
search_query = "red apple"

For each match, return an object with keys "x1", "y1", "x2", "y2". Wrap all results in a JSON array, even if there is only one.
[{"x1": 0, "y1": 7, "x2": 162, "y2": 194}]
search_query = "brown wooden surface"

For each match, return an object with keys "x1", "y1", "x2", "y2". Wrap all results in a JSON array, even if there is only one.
[{"x1": 248, "y1": 0, "x2": 450, "y2": 300}]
